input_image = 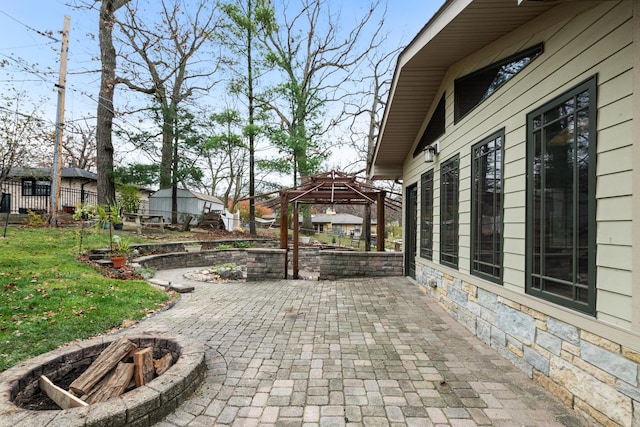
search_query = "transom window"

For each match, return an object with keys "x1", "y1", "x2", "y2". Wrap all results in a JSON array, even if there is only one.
[
  {"x1": 414, "y1": 93, "x2": 446, "y2": 157},
  {"x1": 526, "y1": 76, "x2": 597, "y2": 315},
  {"x1": 471, "y1": 129, "x2": 504, "y2": 282},
  {"x1": 420, "y1": 169, "x2": 434, "y2": 260},
  {"x1": 455, "y1": 43, "x2": 543, "y2": 123},
  {"x1": 22, "y1": 179, "x2": 51, "y2": 197},
  {"x1": 440, "y1": 155, "x2": 459, "y2": 268}
]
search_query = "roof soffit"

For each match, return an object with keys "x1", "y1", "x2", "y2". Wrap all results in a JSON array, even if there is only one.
[{"x1": 371, "y1": 0, "x2": 602, "y2": 180}]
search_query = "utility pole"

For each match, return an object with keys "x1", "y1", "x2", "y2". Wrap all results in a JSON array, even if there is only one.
[{"x1": 49, "y1": 15, "x2": 70, "y2": 226}]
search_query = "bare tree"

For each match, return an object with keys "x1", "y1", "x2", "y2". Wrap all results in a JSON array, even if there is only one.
[
  {"x1": 63, "y1": 118, "x2": 97, "y2": 171},
  {"x1": 96, "y1": 0, "x2": 129, "y2": 205},
  {"x1": 343, "y1": 44, "x2": 401, "y2": 175},
  {"x1": 115, "y1": 1, "x2": 219, "y2": 189},
  {"x1": 0, "y1": 90, "x2": 49, "y2": 184},
  {"x1": 260, "y1": 0, "x2": 385, "y2": 183}
]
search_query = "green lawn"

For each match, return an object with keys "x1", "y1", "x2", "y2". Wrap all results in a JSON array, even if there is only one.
[{"x1": 0, "y1": 226, "x2": 171, "y2": 372}]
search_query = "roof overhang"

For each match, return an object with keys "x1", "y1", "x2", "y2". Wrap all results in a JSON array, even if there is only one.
[{"x1": 369, "y1": 0, "x2": 604, "y2": 180}]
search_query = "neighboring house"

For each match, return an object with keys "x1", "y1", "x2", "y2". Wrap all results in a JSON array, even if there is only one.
[
  {"x1": 311, "y1": 213, "x2": 364, "y2": 236},
  {"x1": 148, "y1": 188, "x2": 233, "y2": 230},
  {"x1": 0, "y1": 167, "x2": 98, "y2": 214},
  {"x1": 371, "y1": 1, "x2": 639, "y2": 425}
]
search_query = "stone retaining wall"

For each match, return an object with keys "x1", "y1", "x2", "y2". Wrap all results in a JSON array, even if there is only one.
[
  {"x1": 419, "y1": 265, "x2": 640, "y2": 426},
  {"x1": 136, "y1": 250, "x2": 248, "y2": 271},
  {"x1": 246, "y1": 249, "x2": 287, "y2": 280},
  {"x1": 132, "y1": 239, "x2": 275, "y2": 256},
  {"x1": 135, "y1": 246, "x2": 402, "y2": 282},
  {"x1": 319, "y1": 251, "x2": 403, "y2": 280}
]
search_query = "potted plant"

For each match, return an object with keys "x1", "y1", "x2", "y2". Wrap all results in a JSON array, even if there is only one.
[
  {"x1": 110, "y1": 235, "x2": 130, "y2": 268},
  {"x1": 109, "y1": 204, "x2": 124, "y2": 230}
]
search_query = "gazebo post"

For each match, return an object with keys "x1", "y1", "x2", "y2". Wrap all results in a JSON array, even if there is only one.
[
  {"x1": 293, "y1": 202, "x2": 299, "y2": 279},
  {"x1": 364, "y1": 204, "x2": 371, "y2": 252},
  {"x1": 279, "y1": 192, "x2": 288, "y2": 279},
  {"x1": 377, "y1": 191, "x2": 385, "y2": 252}
]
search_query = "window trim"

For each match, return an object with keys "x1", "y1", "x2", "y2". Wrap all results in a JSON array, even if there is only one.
[
  {"x1": 440, "y1": 154, "x2": 460, "y2": 269},
  {"x1": 420, "y1": 169, "x2": 434, "y2": 260},
  {"x1": 525, "y1": 75, "x2": 597, "y2": 316},
  {"x1": 455, "y1": 43, "x2": 544, "y2": 123},
  {"x1": 470, "y1": 129, "x2": 504, "y2": 284}
]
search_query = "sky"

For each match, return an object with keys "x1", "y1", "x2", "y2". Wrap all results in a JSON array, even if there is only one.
[{"x1": 0, "y1": 0, "x2": 444, "y2": 175}]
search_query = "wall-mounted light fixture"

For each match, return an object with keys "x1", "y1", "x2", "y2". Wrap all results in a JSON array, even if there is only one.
[{"x1": 424, "y1": 142, "x2": 439, "y2": 163}]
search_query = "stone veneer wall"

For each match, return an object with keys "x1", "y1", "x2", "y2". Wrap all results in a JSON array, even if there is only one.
[
  {"x1": 319, "y1": 251, "x2": 403, "y2": 280},
  {"x1": 418, "y1": 265, "x2": 640, "y2": 426}
]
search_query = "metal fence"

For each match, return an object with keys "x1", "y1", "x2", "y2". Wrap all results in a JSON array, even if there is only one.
[{"x1": 0, "y1": 181, "x2": 98, "y2": 215}]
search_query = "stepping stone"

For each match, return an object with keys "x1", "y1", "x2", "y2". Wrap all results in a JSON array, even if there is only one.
[{"x1": 169, "y1": 283, "x2": 194, "y2": 293}]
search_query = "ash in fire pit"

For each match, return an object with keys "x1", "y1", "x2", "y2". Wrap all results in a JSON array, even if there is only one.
[{"x1": 184, "y1": 263, "x2": 245, "y2": 282}]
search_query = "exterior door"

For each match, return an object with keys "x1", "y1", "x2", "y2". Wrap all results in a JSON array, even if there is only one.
[
  {"x1": 405, "y1": 184, "x2": 418, "y2": 278},
  {"x1": 0, "y1": 193, "x2": 10, "y2": 213}
]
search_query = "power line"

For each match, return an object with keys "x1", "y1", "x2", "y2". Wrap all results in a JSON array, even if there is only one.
[{"x1": 0, "y1": 9, "x2": 60, "y2": 42}]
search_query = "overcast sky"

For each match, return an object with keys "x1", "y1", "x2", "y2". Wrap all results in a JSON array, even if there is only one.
[{"x1": 0, "y1": 0, "x2": 444, "y2": 172}]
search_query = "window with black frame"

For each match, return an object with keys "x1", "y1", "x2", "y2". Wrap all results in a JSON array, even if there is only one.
[
  {"x1": 420, "y1": 169, "x2": 434, "y2": 260},
  {"x1": 471, "y1": 130, "x2": 504, "y2": 282},
  {"x1": 526, "y1": 76, "x2": 596, "y2": 315},
  {"x1": 440, "y1": 155, "x2": 459, "y2": 268},
  {"x1": 22, "y1": 178, "x2": 51, "y2": 197},
  {"x1": 455, "y1": 43, "x2": 543, "y2": 123}
]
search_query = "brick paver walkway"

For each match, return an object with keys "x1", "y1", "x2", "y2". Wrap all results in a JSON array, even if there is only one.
[{"x1": 140, "y1": 270, "x2": 584, "y2": 426}]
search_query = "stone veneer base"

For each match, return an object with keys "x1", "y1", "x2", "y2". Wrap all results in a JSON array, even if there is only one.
[{"x1": 418, "y1": 265, "x2": 640, "y2": 426}]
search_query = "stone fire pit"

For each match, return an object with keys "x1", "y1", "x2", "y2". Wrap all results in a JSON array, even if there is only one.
[{"x1": 0, "y1": 334, "x2": 206, "y2": 426}]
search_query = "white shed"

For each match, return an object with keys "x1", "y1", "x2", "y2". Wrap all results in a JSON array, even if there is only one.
[{"x1": 148, "y1": 188, "x2": 233, "y2": 230}]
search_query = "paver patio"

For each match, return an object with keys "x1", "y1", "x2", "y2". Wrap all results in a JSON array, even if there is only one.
[{"x1": 137, "y1": 269, "x2": 585, "y2": 426}]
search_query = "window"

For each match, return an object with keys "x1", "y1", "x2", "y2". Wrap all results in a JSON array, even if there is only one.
[
  {"x1": 414, "y1": 93, "x2": 446, "y2": 157},
  {"x1": 420, "y1": 169, "x2": 434, "y2": 260},
  {"x1": 440, "y1": 155, "x2": 459, "y2": 268},
  {"x1": 455, "y1": 43, "x2": 543, "y2": 122},
  {"x1": 22, "y1": 179, "x2": 51, "y2": 197},
  {"x1": 526, "y1": 76, "x2": 597, "y2": 315},
  {"x1": 471, "y1": 130, "x2": 504, "y2": 282}
]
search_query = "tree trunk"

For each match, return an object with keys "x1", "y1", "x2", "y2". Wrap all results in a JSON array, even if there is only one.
[{"x1": 96, "y1": 0, "x2": 128, "y2": 205}]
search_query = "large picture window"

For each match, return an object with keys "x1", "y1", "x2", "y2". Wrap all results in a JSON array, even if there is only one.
[
  {"x1": 526, "y1": 76, "x2": 597, "y2": 315},
  {"x1": 471, "y1": 130, "x2": 503, "y2": 282},
  {"x1": 420, "y1": 170, "x2": 434, "y2": 260},
  {"x1": 440, "y1": 155, "x2": 459, "y2": 268}
]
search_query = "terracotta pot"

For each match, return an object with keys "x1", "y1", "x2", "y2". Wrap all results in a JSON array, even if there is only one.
[{"x1": 111, "y1": 256, "x2": 126, "y2": 268}]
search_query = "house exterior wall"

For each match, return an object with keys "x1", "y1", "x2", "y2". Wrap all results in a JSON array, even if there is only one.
[
  {"x1": 0, "y1": 178, "x2": 98, "y2": 214},
  {"x1": 403, "y1": 2, "x2": 639, "y2": 425}
]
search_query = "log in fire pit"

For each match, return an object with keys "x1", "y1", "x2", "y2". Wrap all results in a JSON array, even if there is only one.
[{"x1": 0, "y1": 334, "x2": 206, "y2": 426}]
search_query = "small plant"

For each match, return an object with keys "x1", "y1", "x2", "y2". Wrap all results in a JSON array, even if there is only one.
[
  {"x1": 73, "y1": 204, "x2": 97, "y2": 221},
  {"x1": 234, "y1": 241, "x2": 252, "y2": 248},
  {"x1": 216, "y1": 243, "x2": 233, "y2": 250},
  {"x1": 111, "y1": 235, "x2": 131, "y2": 257},
  {"x1": 26, "y1": 210, "x2": 47, "y2": 227}
]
